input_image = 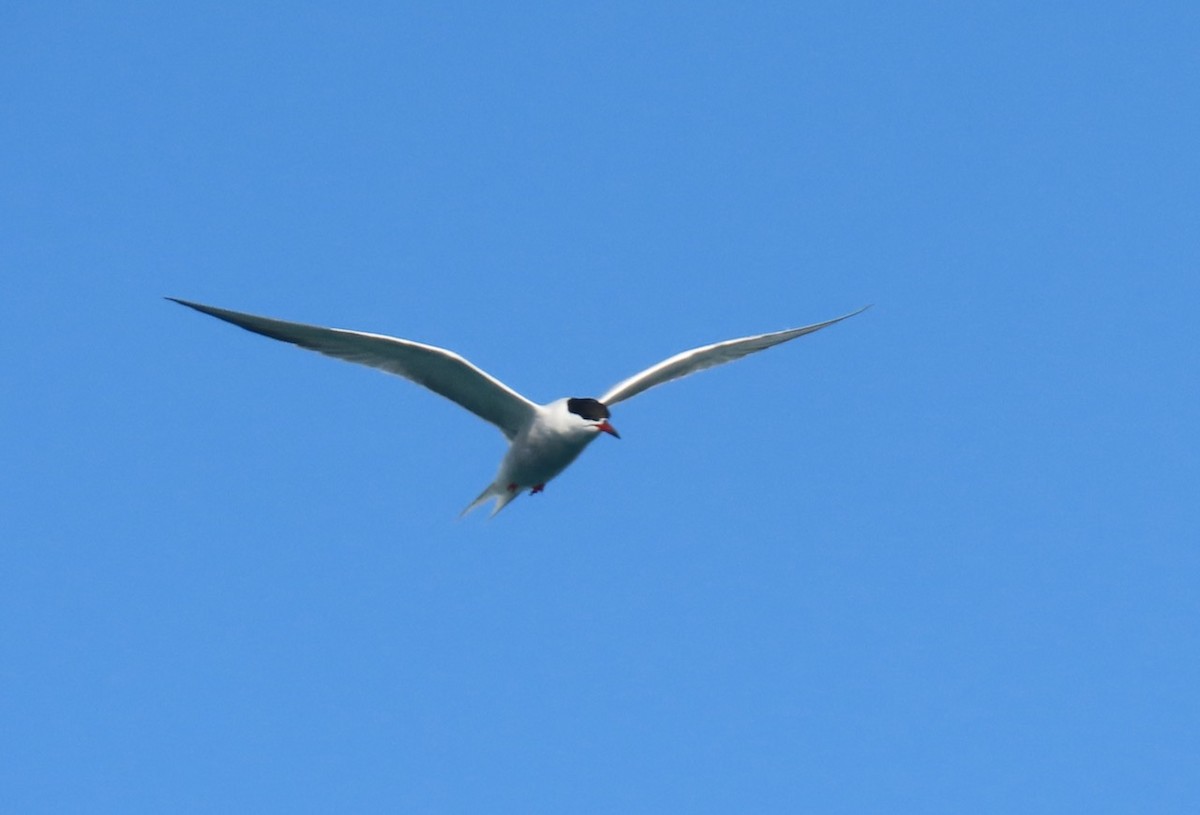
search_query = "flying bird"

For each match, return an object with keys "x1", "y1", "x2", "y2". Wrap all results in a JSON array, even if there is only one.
[{"x1": 169, "y1": 298, "x2": 868, "y2": 516}]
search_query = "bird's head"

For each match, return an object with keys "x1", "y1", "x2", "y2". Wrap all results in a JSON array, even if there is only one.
[{"x1": 566, "y1": 397, "x2": 620, "y2": 439}]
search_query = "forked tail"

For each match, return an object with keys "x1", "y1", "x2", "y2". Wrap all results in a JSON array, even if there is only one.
[{"x1": 460, "y1": 482, "x2": 521, "y2": 518}]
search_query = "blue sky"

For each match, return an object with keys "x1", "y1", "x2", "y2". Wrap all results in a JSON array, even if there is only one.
[{"x1": 3, "y1": 2, "x2": 1198, "y2": 812}]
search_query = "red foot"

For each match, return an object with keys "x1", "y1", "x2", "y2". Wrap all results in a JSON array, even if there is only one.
[
  {"x1": 530, "y1": 483, "x2": 545, "y2": 494},
  {"x1": 506, "y1": 482, "x2": 518, "y2": 493}
]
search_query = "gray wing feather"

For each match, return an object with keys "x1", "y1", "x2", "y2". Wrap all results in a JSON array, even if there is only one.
[
  {"x1": 169, "y1": 298, "x2": 537, "y2": 439},
  {"x1": 600, "y1": 306, "x2": 870, "y2": 406}
]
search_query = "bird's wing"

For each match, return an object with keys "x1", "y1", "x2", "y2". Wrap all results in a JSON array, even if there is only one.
[
  {"x1": 599, "y1": 306, "x2": 870, "y2": 406},
  {"x1": 169, "y1": 298, "x2": 538, "y2": 440}
]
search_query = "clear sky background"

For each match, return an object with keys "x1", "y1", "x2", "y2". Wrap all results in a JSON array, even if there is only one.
[{"x1": 3, "y1": 3, "x2": 1197, "y2": 812}]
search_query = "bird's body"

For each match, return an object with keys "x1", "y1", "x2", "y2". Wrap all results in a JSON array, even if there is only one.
[
  {"x1": 169, "y1": 298, "x2": 867, "y2": 516},
  {"x1": 466, "y1": 398, "x2": 604, "y2": 515}
]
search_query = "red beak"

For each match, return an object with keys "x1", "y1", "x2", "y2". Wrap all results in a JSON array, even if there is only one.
[{"x1": 596, "y1": 420, "x2": 620, "y2": 439}]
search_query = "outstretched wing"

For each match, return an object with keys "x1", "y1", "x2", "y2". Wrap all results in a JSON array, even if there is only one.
[
  {"x1": 600, "y1": 306, "x2": 870, "y2": 406},
  {"x1": 169, "y1": 298, "x2": 538, "y2": 439}
]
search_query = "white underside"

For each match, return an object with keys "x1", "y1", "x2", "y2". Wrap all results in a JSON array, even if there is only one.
[{"x1": 461, "y1": 402, "x2": 599, "y2": 517}]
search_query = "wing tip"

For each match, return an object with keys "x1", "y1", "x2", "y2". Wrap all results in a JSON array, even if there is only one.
[{"x1": 165, "y1": 296, "x2": 206, "y2": 313}]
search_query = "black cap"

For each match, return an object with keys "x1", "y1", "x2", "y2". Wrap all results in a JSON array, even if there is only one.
[{"x1": 566, "y1": 398, "x2": 610, "y2": 421}]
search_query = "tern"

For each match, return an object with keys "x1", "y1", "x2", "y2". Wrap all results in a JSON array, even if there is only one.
[{"x1": 169, "y1": 298, "x2": 868, "y2": 516}]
